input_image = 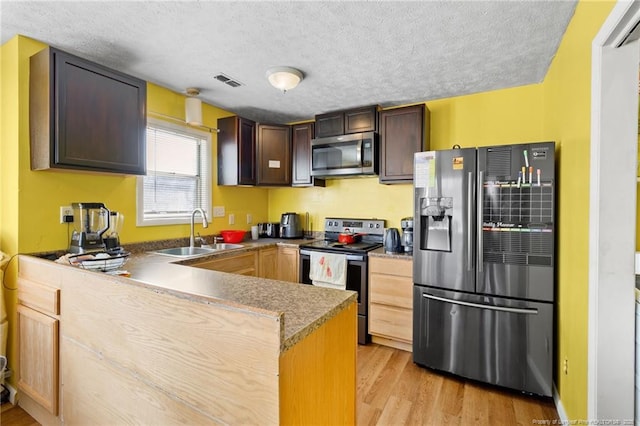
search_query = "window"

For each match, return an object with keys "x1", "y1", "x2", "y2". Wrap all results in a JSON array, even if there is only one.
[{"x1": 137, "y1": 118, "x2": 211, "y2": 226}]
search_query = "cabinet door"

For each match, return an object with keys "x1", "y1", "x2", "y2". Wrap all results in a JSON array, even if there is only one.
[
  {"x1": 259, "y1": 247, "x2": 278, "y2": 279},
  {"x1": 257, "y1": 124, "x2": 291, "y2": 186},
  {"x1": 344, "y1": 106, "x2": 377, "y2": 134},
  {"x1": 292, "y1": 123, "x2": 325, "y2": 187},
  {"x1": 238, "y1": 117, "x2": 257, "y2": 185},
  {"x1": 315, "y1": 112, "x2": 344, "y2": 138},
  {"x1": 18, "y1": 305, "x2": 59, "y2": 415},
  {"x1": 217, "y1": 116, "x2": 256, "y2": 186},
  {"x1": 30, "y1": 47, "x2": 146, "y2": 175},
  {"x1": 277, "y1": 247, "x2": 300, "y2": 283},
  {"x1": 379, "y1": 105, "x2": 428, "y2": 183}
]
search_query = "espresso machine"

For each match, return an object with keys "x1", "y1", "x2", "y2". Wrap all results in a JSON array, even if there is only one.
[
  {"x1": 69, "y1": 202, "x2": 110, "y2": 253},
  {"x1": 400, "y1": 216, "x2": 414, "y2": 254}
]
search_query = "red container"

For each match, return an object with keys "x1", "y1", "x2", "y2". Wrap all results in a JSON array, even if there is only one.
[{"x1": 220, "y1": 230, "x2": 246, "y2": 243}]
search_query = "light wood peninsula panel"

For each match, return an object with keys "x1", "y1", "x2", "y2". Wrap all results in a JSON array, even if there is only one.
[{"x1": 18, "y1": 255, "x2": 356, "y2": 425}]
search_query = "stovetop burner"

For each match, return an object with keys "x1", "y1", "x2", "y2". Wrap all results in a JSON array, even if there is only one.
[{"x1": 299, "y1": 218, "x2": 386, "y2": 254}]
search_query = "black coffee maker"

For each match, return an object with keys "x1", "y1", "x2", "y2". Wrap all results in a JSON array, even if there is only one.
[{"x1": 400, "y1": 217, "x2": 414, "y2": 254}]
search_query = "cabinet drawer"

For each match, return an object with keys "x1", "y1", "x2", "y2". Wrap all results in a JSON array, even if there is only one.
[
  {"x1": 369, "y1": 304, "x2": 412, "y2": 343},
  {"x1": 369, "y1": 256, "x2": 412, "y2": 277},
  {"x1": 18, "y1": 278, "x2": 60, "y2": 316},
  {"x1": 193, "y1": 252, "x2": 258, "y2": 276},
  {"x1": 369, "y1": 273, "x2": 413, "y2": 309}
]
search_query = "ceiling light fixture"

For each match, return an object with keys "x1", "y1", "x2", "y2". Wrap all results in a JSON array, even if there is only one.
[
  {"x1": 266, "y1": 66, "x2": 304, "y2": 93},
  {"x1": 185, "y1": 87, "x2": 203, "y2": 126}
]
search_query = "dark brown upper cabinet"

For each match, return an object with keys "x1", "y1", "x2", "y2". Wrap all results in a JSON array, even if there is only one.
[
  {"x1": 292, "y1": 123, "x2": 325, "y2": 187},
  {"x1": 315, "y1": 105, "x2": 378, "y2": 138},
  {"x1": 379, "y1": 104, "x2": 430, "y2": 184},
  {"x1": 217, "y1": 116, "x2": 256, "y2": 186},
  {"x1": 30, "y1": 47, "x2": 147, "y2": 175},
  {"x1": 256, "y1": 124, "x2": 292, "y2": 186}
]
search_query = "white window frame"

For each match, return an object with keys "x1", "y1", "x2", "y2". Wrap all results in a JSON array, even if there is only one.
[{"x1": 136, "y1": 117, "x2": 212, "y2": 227}]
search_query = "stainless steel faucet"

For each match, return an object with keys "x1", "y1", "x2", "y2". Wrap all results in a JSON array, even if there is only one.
[{"x1": 190, "y1": 208, "x2": 209, "y2": 247}]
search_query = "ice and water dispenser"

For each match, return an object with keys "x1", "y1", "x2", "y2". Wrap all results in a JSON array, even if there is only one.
[{"x1": 419, "y1": 197, "x2": 453, "y2": 252}]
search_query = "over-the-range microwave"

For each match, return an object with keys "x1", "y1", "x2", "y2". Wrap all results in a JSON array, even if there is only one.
[{"x1": 310, "y1": 131, "x2": 378, "y2": 178}]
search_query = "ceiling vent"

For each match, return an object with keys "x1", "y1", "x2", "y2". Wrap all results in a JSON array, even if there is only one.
[{"x1": 213, "y1": 73, "x2": 243, "y2": 88}]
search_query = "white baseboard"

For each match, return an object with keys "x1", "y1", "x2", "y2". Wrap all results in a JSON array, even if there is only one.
[
  {"x1": 6, "y1": 383, "x2": 16, "y2": 405},
  {"x1": 553, "y1": 383, "x2": 568, "y2": 423}
]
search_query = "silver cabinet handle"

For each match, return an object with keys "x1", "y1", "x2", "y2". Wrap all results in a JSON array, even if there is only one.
[
  {"x1": 467, "y1": 171, "x2": 474, "y2": 271},
  {"x1": 477, "y1": 171, "x2": 484, "y2": 272},
  {"x1": 423, "y1": 293, "x2": 538, "y2": 315}
]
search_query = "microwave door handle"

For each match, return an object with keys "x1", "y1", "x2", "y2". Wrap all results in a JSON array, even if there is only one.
[{"x1": 356, "y1": 140, "x2": 362, "y2": 165}]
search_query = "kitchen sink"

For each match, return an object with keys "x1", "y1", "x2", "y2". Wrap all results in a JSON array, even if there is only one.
[
  {"x1": 151, "y1": 244, "x2": 244, "y2": 258},
  {"x1": 202, "y1": 243, "x2": 244, "y2": 250},
  {"x1": 151, "y1": 246, "x2": 218, "y2": 258}
]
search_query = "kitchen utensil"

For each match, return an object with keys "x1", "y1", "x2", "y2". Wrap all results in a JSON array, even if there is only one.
[
  {"x1": 383, "y1": 228, "x2": 401, "y2": 254},
  {"x1": 280, "y1": 212, "x2": 303, "y2": 239},
  {"x1": 400, "y1": 216, "x2": 414, "y2": 254},
  {"x1": 68, "y1": 250, "x2": 130, "y2": 272},
  {"x1": 69, "y1": 202, "x2": 110, "y2": 254},
  {"x1": 220, "y1": 230, "x2": 246, "y2": 243},
  {"x1": 104, "y1": 211, "x2": 124, "y2": 251},
  {"x1": 338, "y1": 231, "x2": 362, "y2": 244}
]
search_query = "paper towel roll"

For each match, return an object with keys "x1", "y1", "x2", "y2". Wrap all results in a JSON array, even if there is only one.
[{"x1": 635, "y1": 252, "x2": 640, "y2": 275}]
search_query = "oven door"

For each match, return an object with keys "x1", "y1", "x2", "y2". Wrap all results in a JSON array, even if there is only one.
[{"x1": 299, "y1": 249, "x2": 369, "y2": 344}]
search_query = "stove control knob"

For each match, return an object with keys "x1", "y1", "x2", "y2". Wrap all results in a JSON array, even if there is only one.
[
  {"x1": 368, "y1": 223, "x2": 373, "y2": 228},
  {"x1": 327, "y1": 221, "x2": 332, "y2": 226},
  {"x1": 375, "y1": 224, "x2": 381, "y2": 228}
]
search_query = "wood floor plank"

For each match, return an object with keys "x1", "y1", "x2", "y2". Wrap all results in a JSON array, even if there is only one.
[{"x1": 8, "y1": 343, "x2": 559, "y2": 426}]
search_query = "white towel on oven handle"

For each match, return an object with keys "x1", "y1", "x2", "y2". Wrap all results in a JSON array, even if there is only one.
[{"x1": 309, "y1": 251, "x2": 347, "y2": 290}]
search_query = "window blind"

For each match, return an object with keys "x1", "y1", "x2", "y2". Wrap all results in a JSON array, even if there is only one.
[{"x1": 141, "y1": 123, "x2": 211, "y2": 222}]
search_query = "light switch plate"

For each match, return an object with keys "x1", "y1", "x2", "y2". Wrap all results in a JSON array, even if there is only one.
[
  {"x1": 228, "y1": 214, "x2": 235, "y2": 225},
  {"x1": 213, "y1": 206, "x2": 225, "y2": 217},
  {"x1": 246, "y1": 214, "x2": 252, "y2": 224}
]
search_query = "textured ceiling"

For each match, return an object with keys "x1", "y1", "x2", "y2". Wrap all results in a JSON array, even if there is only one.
[{"x1": 1, "y1": 1, "x2": 578, "y2": 124}]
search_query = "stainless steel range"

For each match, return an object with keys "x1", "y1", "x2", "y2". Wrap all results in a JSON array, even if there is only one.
[{"x1": 299, "y1": 218, "x2": 386, "y2": 344}]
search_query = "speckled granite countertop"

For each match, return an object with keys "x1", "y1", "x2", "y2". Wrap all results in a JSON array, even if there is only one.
[
  {"x1": 109, "y1": 238, "x2": 356, "y2": 352},
  {"x1": 369, "y1": 247, "x2": 413, "y2": 260}
]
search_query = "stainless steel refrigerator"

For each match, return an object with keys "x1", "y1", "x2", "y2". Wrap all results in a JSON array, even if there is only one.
[{"x1": 412, "y1": 142, "x2": 555, "y2": 397}]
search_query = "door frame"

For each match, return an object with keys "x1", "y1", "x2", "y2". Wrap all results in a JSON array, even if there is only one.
[{"x1": 589, "y1": 0, "x2": 640, "y2": 420}]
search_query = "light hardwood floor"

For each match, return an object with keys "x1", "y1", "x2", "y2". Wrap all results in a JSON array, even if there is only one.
[
  {"x1": 2, "y1": 343, "x2": 559, "y2": 425},
  {"x1": 357, "y1": 343, "x2": 558, "y2": 425}
]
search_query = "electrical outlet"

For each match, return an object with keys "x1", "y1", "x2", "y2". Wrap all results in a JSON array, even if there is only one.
[
  {"x1": 60, "y1": 206, "x2": 73, "y2": 224},
  {"x1": 563, "y1": 358, "x2": 568, "y2": 375},
  {"x1": 246, "y1": 213, "x2": 252, "y2": 224},
  {"x1": 213, "y1": 206, "x2": 225, "y2": 217},
  {"x1": 229, "y1": 213, "x2": 235, "y2": 225}
]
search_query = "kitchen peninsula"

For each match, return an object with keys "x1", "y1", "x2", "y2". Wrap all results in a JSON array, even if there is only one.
[{"x1": 17, "y1": 251, "x2": 357, "y2": 425}]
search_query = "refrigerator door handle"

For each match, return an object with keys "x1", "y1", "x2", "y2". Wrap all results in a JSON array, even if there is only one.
[
  {"x1": 477, "y1": 171, "x2": 484, "y2": 272},
  {"x1": 423, "y1": 293, "x2": 539, "y2": 315},
  {"x1": 466, "y1": 171, "x2": 474, "y2": 271}
]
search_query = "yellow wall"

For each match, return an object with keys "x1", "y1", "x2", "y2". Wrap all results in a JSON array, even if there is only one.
[
  {"x1": 543, "y1": 0, "x2": 616, "y2": 419},
  {"x1": 0, "y1": 35, "x2": 270, "y2": 386},
  {"x1": 269, "y1": 84, "x2": 544, "y2": 230}
]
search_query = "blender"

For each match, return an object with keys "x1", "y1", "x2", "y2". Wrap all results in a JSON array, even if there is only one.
[
  {"x1": 69, "y1": 202, "x2": 110, "y2": 253},
  {"x1": 103, "y1": 211, "x2": 124, "y2": 252}
]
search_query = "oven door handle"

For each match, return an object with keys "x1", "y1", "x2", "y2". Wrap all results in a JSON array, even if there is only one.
[{"x1": 299, "y1": 249, "x2": 365, "y2": 262}]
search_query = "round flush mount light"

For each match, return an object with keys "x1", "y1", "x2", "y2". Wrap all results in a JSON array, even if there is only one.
[{"x1": 266, "y1": 66, "x2": 304, "y2": 93}]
